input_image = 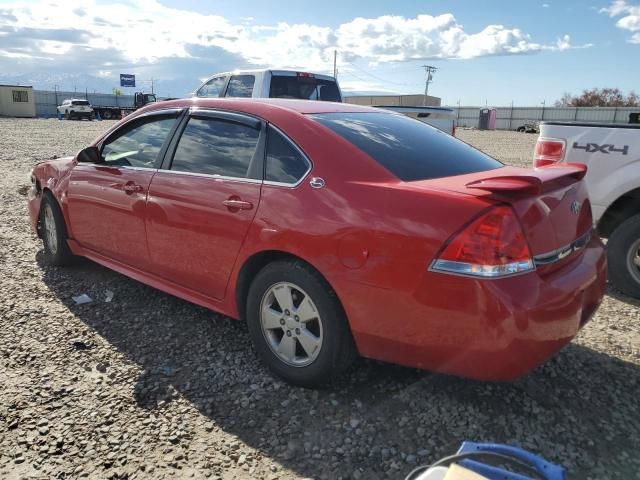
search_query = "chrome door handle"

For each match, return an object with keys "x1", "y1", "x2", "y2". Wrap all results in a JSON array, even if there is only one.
[{"x1": 222, "y1": 199, "x2": 253, "y2": 210}]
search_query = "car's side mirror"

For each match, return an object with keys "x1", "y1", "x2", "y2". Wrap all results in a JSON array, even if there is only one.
[{"x1": 77, "y1": 146, "x2": 102, "y2": 163}]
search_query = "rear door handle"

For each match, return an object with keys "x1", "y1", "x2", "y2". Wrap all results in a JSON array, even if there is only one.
[{"x1": 222, "y1": 199, "x2": 253, "y2": 210}]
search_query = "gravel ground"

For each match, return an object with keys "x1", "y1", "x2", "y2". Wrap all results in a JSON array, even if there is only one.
[{"x1": 0, "y1": 119, "x2": 638, "y2": 479}]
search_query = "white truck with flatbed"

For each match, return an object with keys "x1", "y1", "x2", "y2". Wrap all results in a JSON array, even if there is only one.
[{"x1": 534, "y1": 121, "x2": 640, "y2": 297}]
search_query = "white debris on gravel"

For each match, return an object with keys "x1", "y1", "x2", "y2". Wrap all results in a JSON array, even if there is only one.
[{"x1": 0, "y1": 118, "x2": 638, "y2": 479}]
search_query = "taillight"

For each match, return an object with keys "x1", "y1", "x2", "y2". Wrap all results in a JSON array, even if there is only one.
[
  {"x1": 534, "y1": 138, "x2": 565, "y2": 168},
  {"x1": 430, "y1": 206, "x2": 534, "y2": 278}
]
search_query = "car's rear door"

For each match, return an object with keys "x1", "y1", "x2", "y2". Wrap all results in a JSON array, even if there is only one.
[
  {"x1": 145, "y1": 109, "x2": 264, "y2": 299},
  {"x1": 66, "y1": 110, "x2": 183, "y2": 269}
]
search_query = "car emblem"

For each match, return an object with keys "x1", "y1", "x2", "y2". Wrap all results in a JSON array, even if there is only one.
[
  {"x1": 570, "y1": 200, "x2": 581, "y2": 215},
  {"x1": 309, "y1": 177, "x2": 325, "y2": 189}
]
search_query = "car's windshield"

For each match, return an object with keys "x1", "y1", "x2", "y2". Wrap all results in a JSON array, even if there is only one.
[
  {"x1": 270, "y1": 75, "x2": 341, "y2": 102},
  {"x1": 311, "y1": 112, "x2": 503, "y2": 181}
]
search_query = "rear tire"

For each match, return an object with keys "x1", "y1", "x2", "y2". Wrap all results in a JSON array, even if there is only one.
[
  {"x1": 40, "y1": 193, "x2": 74, "y2": 266},
  {"x1": 246, "y1": 260, "x2": 356, "y2": 388},
  {"x1": 516, "y1": 126, "x2": 526, "y2": 132},
  {"x1": 607, "y1": 214, "x2": 640, "y2": 298}
]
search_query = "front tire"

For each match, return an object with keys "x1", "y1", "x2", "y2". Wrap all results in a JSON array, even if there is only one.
[
  {"x1": 607, "y1": 214, "x2": 640, "y2": 298},
  {"x1": 246, "y1": 260, "x2": 356, "y2": 388},
  {"x1": 40, "y1": 193, "x2": 74, "y2": 266}
]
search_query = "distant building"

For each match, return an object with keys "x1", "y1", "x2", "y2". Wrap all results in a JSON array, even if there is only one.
[
  {"x1": 344, "y1": 94, "x2": 441, "y2": 107},
  {"x1": 0, "y1": 85, "x2": 36, "y2": 117}
]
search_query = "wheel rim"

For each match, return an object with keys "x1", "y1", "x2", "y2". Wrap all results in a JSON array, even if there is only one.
[
  {"x1": 43, "y1": 204, "x2": 58, "y2": 255},
  {"x1": 627, "y1": 239, "x2": 640, "y2": 284},
  {"x1": 260, "y1": 282, "x2": 323, "y2": 367}
]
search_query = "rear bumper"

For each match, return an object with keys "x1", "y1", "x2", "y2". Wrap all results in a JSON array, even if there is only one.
[{"x1": 343, "y1": 236, "x2": 607, "y2": 381}]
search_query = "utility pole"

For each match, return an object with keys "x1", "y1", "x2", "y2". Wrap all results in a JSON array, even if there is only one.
[
  {"x1": 333, "y1": 50, "x2": 337, "y2": 78},
  {"x1": 421, "y1": 65, "x2": 437, "y2": 105},
  {"x1": 54, "y1": 85, "x2": 59, "y2": 107},
  {"x1": 151, "y1": 77, "x2": 154, "y2": 94}
]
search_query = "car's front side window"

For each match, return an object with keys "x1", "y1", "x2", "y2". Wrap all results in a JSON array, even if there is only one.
[
  {"x1": 170, "y1": 117, "x2": 260, "y2": 178},
  {"x1": 224, "y1": 75, "x2": 255, "y2": 98},
  {"x1": 197, "y1": 76, "x2": 226, "y2": 98},
  {"x1": 101, "y1": 116, "x2": 177, "y2": 168}
]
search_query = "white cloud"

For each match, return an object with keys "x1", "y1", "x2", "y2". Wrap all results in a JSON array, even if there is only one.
[
  {"x1": 0, "y1": 0, "x2": 587, "y2": 74},
  {"x1": 601, "y1": 0, "x2": 640, "y2": 43},
  {"x1": 542, "y1": 3, "x2": 550, "y2": 7}
]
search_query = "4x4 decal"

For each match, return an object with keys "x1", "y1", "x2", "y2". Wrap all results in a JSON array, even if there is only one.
[{"x1": 573, "y1": 142, "x2": 629, "y2": 155}]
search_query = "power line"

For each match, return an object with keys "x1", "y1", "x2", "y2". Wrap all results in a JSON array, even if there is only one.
[{"x1": 344, "y1": 61, "x2": 421, "y2": 87}]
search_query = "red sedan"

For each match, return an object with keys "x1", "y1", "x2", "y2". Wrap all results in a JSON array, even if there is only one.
[{"x1": 28, "y1": 98, "x2": 606, "y2": 387}]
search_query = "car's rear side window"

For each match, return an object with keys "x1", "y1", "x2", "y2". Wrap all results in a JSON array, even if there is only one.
[
  {"x1": 170, "y1": 117, "x2": 260, "y2": 178},
  {"x1": 265, "y1": 126, "x2": 310, "y2": 184},
  {"x1": 310, "y1": 112, "x2": 502, "y2": 181},
  {"x1": 225, "y1": 75, "x2": 255, "y2": 98}
]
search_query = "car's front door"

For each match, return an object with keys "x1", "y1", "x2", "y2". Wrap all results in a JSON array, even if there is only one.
[
  {"x1": 145, "y1": 110, "x2": 264, "y2": 300},
  {"x1": 66, "y1": 111, "x2": 181, "y2": 269}
]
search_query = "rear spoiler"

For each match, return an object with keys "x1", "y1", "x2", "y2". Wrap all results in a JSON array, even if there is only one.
[{"x1": 465, "y1": 164, "x2": 587, "y2": 195}]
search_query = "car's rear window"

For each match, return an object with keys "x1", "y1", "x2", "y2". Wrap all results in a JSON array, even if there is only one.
[
  {"x1": 310, "y1": 112, "x2": 503, "y2": 181},
  {"x1": 270, "y1": 75, "x2": 341, "y2": 102},
  {"x1": 71, "y1": 100, "x2": 90, "y2": 106}
]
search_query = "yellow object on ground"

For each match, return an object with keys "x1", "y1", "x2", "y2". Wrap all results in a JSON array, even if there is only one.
[{"x1": 443, "y1": 464, "x2": 490, "y2": 480}]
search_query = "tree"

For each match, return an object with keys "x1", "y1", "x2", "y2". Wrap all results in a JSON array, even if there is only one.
[
  {"x1": 556, "y1": 88, "x2": 640, "y2": 107},
  {"x1": 554, "y1": 92, "x2": 573, "y2": 107},
  {"x1": 112, "y1": 88, "x2": 122, "y2": 96}
]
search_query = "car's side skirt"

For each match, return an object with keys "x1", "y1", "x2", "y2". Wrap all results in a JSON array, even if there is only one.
[{"x1": 67, "y1": 239, "x2": 237, "y2": 320}]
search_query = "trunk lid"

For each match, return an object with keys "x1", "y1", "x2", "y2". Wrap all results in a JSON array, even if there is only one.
[{"x1": 416, "y1": 165, "x2": 593, "y2": 257}]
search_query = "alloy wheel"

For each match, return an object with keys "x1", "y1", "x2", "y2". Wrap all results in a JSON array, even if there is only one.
[
  {"x1": 627, "y1": 239, "x2": 640, "y2": 284},
  {"x1": 260, "y1": 282, "x2": 323, "y2": 367},
  {"x1": 43, "y1": 204, "x2": 58, "y2": 255}
]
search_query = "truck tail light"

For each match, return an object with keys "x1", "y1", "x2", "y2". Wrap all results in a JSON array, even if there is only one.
[
  {"x1": 534, "y1": 138, "x2": 566, "y2": 168},
  {"x1": 430, "y1": 206, "x2": 534, "y2": 278}
]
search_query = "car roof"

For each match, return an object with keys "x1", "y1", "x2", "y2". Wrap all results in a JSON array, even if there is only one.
[{"x1": 145, "y1": 97, "x2": 386, "y2": 116}]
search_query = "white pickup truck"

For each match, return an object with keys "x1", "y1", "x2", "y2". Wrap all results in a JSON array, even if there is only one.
[
  {"x1": 535, "y1": 121, "x2": 640, "y2": 297},
  {"x1": 194, "y1": 69, "x2": 343, "y2": 102}
]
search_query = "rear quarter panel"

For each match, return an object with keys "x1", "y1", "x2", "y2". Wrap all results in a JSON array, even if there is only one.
[{"x1": 232, "y1": 112, "x2": 494, "y2": 332}]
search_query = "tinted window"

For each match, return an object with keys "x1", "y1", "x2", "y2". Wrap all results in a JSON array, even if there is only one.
[
  {"x1": 225, "y1": 75, "x2": 255, "y2": 98},
  {"x1": 72, "y1": 100, "x2": 90, "y2": 106},
  {"x1": 266, "y1": 127, "x2": 309, "y2": 184},
  {"x1": 171, "y1": 117, "x2": 259, "y2": 177},
  {"x1": 311, "y1": 112, "x2": 502, "y2": 181},
  {"x1": 101, "y1": 116, "x2": 176, "y2": 168},
  {"x1": 197, "y1": 76, "x2": 226, "y2": 98},
  {"x1": 269, "y1": 75, "x2": 341, "y2": 102}
]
